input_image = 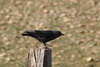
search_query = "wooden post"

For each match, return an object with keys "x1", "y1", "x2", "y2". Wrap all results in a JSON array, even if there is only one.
[{"x1": 27, "y1": 47, "x2": 52, "y2": 67}]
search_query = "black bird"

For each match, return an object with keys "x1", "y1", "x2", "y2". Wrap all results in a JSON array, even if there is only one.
[{"x1": 22, "y1": 30, "x2": 64, "y2": 47}]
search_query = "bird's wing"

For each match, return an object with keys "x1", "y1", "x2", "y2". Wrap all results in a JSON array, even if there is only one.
[{"x1": 34, "y1": 30, "x2": 54, "y2": 37}]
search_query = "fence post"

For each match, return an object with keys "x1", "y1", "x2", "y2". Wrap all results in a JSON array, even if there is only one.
[{"x1": 27, "y1": 47, "x2": 52, "y2": 67}]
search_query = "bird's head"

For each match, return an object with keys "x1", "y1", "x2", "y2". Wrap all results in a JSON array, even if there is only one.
[
  {"x1": 54, "y1": 30, "x2": 64, "y2": 37},
  {"x1": 59, "y1": 31, "x2": 64, "y2": 36}
]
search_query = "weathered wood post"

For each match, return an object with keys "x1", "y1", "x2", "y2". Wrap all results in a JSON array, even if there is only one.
[{"x1": 27, "y1": 47, "x2": 52, "y2": 67}]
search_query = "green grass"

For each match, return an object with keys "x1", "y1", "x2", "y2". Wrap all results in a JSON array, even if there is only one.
[{"x1": 0, "y1": 0, "x2": 100, "y2": 67}]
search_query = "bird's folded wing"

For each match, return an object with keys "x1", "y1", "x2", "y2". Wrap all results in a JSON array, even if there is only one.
[{"x1": 34, "y1": 30, "x2": 54, "y2": 37}]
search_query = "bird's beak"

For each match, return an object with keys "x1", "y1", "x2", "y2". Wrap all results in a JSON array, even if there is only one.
[{"x1": 61, "y1": 33, "x2": 64, "y2": 35}]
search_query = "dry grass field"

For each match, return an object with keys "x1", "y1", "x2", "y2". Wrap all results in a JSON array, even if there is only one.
[{"x1": 0, "y1": 0, "x2": 100, "y2": 67}]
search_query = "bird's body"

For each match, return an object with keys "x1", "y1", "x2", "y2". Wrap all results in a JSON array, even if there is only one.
[{"x1": 22, "y1": 30, "x2": 64, "y2": 46}]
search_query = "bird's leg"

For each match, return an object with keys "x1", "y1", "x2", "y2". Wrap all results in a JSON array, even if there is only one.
[
  {"x1": 46, "y1": 44, "x2": 52, "y2": 47},
  {"x1": 43, "y1": 43, "x2": 48, "y2": 48}
]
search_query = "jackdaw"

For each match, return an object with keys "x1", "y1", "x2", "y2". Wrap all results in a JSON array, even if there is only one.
[{"x1": 22, "y1": 30, "x2": 64, "y2": 47}]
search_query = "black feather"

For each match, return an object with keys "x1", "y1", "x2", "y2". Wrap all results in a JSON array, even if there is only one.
[{"x1": 22, "y1": 30, "x2": 64, "y2": 46}]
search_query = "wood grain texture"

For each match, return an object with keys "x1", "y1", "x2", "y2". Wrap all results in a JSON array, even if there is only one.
[{"x1": 27, "y1": 47, "x2": 52, "y2": 67}]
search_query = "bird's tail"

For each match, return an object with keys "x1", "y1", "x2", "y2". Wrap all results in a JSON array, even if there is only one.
[
  {"x1": 22, "y1": 31, "x2": 29, "y2": 36},
  {"x1": 22, "y1": 31, "x2": 34, "y2": 36},
  {"x1": 22, "y1": 33, "x2": 27, "y2": 36}
]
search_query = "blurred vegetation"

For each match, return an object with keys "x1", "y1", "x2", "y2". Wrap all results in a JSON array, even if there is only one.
[{"x1": 0, "y1": 0, "x2": 100, "y2": 67}]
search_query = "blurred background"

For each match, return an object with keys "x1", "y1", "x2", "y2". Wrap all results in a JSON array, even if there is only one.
[{"x1": 0, "y1": 0, "x2": 100, "y2": 67}]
